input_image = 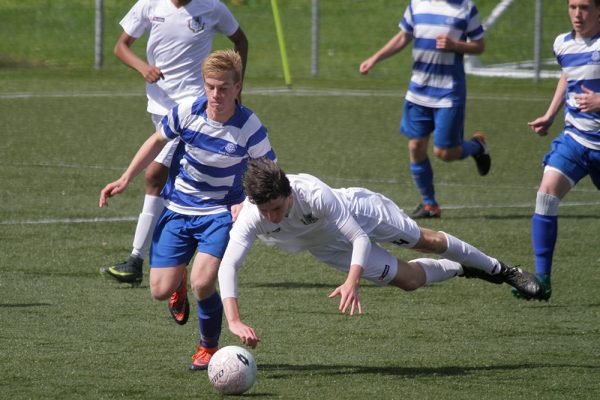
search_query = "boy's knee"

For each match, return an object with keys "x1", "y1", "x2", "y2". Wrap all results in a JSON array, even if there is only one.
[{"x1": 433, "y1": 147, "x2": 459, "y2": 161}]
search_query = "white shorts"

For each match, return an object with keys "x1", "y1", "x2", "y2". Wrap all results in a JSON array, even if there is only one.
[
  {"x1": 310, "y1": 242, "x2": 398, "y2": 285},
  {"x1": 151, "y1": 113, "x2": 180, "y2": 168},
  {"x1": 338, "y1": 187, "x2": 421, "y2": 248},
  {"x1": 309, "y1": 188, "x2": 422, "y2": 285}
]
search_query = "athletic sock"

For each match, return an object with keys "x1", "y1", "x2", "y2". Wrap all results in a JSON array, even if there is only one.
[
  {"x1": 441, "y1": 232, "x2": 500, "y2": 274},
  {"x1": 411, "y1": 258, "x2": 462, "y2": 284},
  {"x1": 410, "y1": 159, "x2": 436, "y2": 205},
  {"x1": 132, "y1": 195, "x2": 165, "y2": 259},
  {"x1": 460, "y1": 138, "x2": 483, "y2": 159},
  {"x1": 532, "y1": 213, "x2": 557, "y2": 276},
  {"x1": 197, "y1": 292, "x2": 223, "y2": 348}
]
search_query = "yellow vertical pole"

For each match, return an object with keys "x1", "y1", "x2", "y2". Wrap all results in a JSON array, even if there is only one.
[{"x1": 271, "y1": 0, "x2": 292, "y2": 87}]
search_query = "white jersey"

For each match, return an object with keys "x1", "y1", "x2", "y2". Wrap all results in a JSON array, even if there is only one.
[
  {"x1": 218, "y1": 174, "x2": 421, "y2": 298},
  {"x1": 160, "y1": 96, "x2": 276, "y2": 216},
  {"x1": 120, "y1": 0, "x2": 239, "y2": 115},
  {"x1": 400, "y1": 0, "x2": 484, "y2": 108},
  {"x1": 553, "y1": 31, "x2": 600, "y2": 149}
]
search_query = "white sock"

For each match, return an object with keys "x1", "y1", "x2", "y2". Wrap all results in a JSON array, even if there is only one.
[
  {"x1": 535, "y1": 191, "x2": 560, "y2": 216},
  {"x1": 411, "y1": 258, "x2": 462, "y2": 285},
  {"x1": 132, "y1": 195, "x2": 165, "y2": 259},
  {"x1": 440, "y1": 232, "x2": 500, "y2": 274}
]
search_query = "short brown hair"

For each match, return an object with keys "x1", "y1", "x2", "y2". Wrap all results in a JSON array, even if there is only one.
[
  {"x1": 243, "y1": 158, "x2": 291, "y2": 205},
  {"x1": 201, "y1": 49, "x2": 243, "y2": 82}
]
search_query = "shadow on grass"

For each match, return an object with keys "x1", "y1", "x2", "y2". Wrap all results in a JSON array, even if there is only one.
[
  {"x1": 249, "y1": 282, "x2": 338, "y2": 290},
  {"x1": 0, "y1": 302, "x2": 52, "y2": 308},
  {"x1": 259, "y1": 362, "x2": 600, "y2": 379}
]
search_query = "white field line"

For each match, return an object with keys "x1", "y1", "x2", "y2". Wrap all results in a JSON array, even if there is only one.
[
  {"x1": 1, "y1": 87, "x2": 596, "y2": 226},
  {"x1": 1, "y1": 160, "x2": 597, "y2": 193},
  {"x1": 0, "y1": 87, "x2": 551, "y2": 103},
  {"x1": 2, "y1": 200, "x2": 600, "y2": 226}
]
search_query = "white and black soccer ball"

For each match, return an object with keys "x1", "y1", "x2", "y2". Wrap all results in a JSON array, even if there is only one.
[{"x1": 207, "y1": 346, "x2": 257, "y2": 395}]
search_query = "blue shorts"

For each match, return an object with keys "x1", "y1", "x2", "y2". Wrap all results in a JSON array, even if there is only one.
[
  {"x1": 150, "y1": 209, "x2": 233, "y2": 268},
  {"x1": 400, "y1": 100, "x2": 465, "y2": 148},
  {"x1": 543, "y1": 133, "x2": 600, "y2": 190}
]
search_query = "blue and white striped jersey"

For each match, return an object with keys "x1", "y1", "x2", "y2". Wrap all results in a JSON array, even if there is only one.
[
  {"x1": 160, "y1": 96, "x2": 276, "y2": 215},
  {"x1": 400, "y1": 0, "x2": 484, "y2": 108},
  {"x1": 554, "y1": 31, "x2": 600, "y2": 149}
]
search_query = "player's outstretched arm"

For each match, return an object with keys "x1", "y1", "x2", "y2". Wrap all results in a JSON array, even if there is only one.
[
  {"x1": 98, "y1": 132, "x2": 167, "y2": 208},
  {"x1": 528, "y1": 74, "x2": 567, "y2": 136},
  {"x1": 99, "y1": 177, "x2": 131, "y2": 208},
  {"x1": 223, "y1": 297, "x2": 260, "y2": 349},
  {"x1": 328, "y1": 264, "x2": 363, "y2": 316},
  {"x1": 359, "y1": 31, "x2": 413, "y2": 75}
]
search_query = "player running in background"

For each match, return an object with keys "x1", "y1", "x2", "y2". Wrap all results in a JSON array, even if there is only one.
[
  {"x1": 99, "y1": 50, "x2": 276, "y2": 369},
  {"x1": 515, "y1": 0, "x2": 600, "y2": 301},
  {"x1": 101, "y1": 0, "x2": 248, "y2": 286},
  {"x1": 360, "y1": 0, "x2": 490, "y2": 219},
  {"x1": 217, "y1": 158, "x2": 539, "y2": 348}
]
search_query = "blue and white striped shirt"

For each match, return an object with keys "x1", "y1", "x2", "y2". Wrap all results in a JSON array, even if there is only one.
[
  {"x1": 554, "y1": 31, "x2": 600, "y2": 149},
  {"x1": 400, "y1": 0, "x2": 484, "y2": 108},
  {"x1": 160, "y1": 96, "x2": 276, "y2": 215}
]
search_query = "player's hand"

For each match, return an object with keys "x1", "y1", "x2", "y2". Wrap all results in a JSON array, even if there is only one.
[
  {"x1": 575, "y1": 85, "x2": 600, "y2": 113},
  {"x1": 141, "y1": 65, "x2": 164, "y2": 83},
  {"x1": 436, "y1": 35, "x2": 457, "y2": 51},
  {"x1": 99, "y1": 177, "x2": 129, "y2": 208},
  {"x1": 229, "y1": 320, "x2": 261, "y2": 349},
  {"x1": 359, "y1": 57, "x2": 376, "y2": 75},
  {"x1": 527, "y1": 115, "x2": 553, "y2": 136},
  {"x1": 328, "y1": 281, "x2": 363, "y2": 316}
]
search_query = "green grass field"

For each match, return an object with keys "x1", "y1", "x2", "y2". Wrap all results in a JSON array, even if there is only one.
[{"x1": 1, "y1": 1, "x2": 600, "y2": 399}]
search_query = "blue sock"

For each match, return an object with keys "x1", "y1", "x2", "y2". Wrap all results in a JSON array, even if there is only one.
[
  {"x1": 410, "y1": 159, "x2": 436, "y2": 205},
  {"x1": 532, "y1": 213, "x2": 558, "y2": 276},
  {"x1": 197, "y1": 292, "x2": 223, "y2": 348},
  {"x1": 460, "y1": 138, "x2": 483, "y2": 159}
]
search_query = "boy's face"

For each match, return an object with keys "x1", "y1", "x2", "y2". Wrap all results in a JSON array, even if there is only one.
[
  {"x1": 204, "y1": 71, "x2": 241, "y2": 118},
  {"x1": 568, "y1": 0, "x2": 600, "y2": 38},
  {"x1": 256, "y1": 195, "x2": 292, "y2": 224}
]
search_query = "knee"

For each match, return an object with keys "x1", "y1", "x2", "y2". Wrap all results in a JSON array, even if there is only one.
[
  {"x1": 408, "y1": 140, "x2": 428, "y2": 160},
  {"x1": 150, "y1": 282, "x2": 172, "y2": 301},
  {"x1": 401, "y1": 278, "x2": 422, "y2": 292},
  {"x1": 144, "y1": 165, "x2": 168, "y2": 192},
  {"x1": 414, "y1": 228, "x2": 447, "y2": 255},
  {"x1": 190, "y1": 275, "x2": 216, "y2": 299},
  {"x1": 433, "y1": 147, "x2": 457, "y2": 161}
]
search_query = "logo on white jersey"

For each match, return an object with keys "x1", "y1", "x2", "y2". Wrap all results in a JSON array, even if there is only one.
[
  {"x1": 301, "y1": 214, "x2": 318, "y2": 225},
  {"x1": 188, "y1": 16, "x2": 205, "y2": 33},
  {"x1": 592, "y1": 51, "x2": 600, "y2": 63}
]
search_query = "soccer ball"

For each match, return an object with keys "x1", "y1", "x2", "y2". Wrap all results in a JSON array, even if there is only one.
[{"x1": 207, "y1": 346, "x2": 257, "y2": 395}]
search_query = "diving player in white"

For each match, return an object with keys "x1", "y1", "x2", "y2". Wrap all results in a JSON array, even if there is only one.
[{"x1": 217, "y1": 158, "x2": 540, "y2": 349}]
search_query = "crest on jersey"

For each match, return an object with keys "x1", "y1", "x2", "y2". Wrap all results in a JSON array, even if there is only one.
[
  {"x1": 188, "y1": 16, "x2": 205, "y2": 33},
  {"x1": 224, "y1": 143, "x2": 237, "y2": 154},
  {"x1": 592, "y1": 51, "x2": 600, "y2": 63},
  {"x1": 301, "y1": 213, "x2": 318, "y2": 225}
]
